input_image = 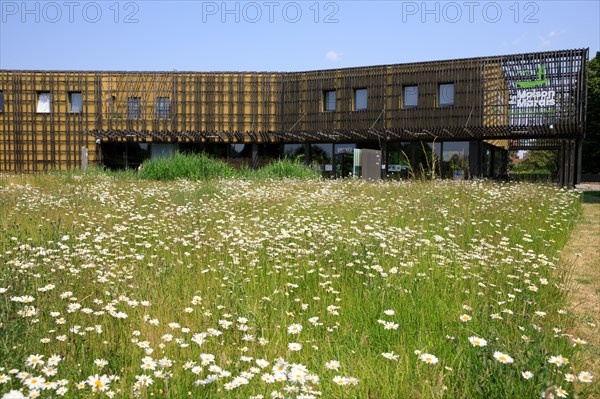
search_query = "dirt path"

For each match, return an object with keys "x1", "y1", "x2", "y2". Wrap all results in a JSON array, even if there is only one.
[{"x1": 562, "y1": 191, "x2": 600, "y2": 397}]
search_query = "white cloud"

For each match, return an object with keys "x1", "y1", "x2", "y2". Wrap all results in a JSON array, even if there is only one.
[
  {"x1": 539, "y1": 30, "x2": 562, "y2": 47},
  {"x1": 325, "y1": 50, "x2": 342, "y2": 62}
]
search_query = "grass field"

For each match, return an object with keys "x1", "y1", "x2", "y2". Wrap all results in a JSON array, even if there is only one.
[{"x1": 0, "y1": 174, "x2": 595, "y2": 398}]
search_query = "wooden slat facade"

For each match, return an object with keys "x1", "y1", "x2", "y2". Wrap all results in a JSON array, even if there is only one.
[{"x1": 0, "y1": 48, "x2": 588, "y2": 172}]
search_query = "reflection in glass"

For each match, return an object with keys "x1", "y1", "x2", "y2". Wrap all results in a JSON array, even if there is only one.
[
  {"x1": 387, "y1": 142, "x2": 412, "y2": 177},
  {"x1": 128, "y1": 97, "x2": 141, "y2": 119},
  {"x1": 413, "y1": 142, "x2": 441, "y2": 178},
  {"x1": 354, "y1": 89, "x2": 367, "y2": 110},
  {"x1": 311, "y1": 143, "x2": 334, "y2": 177},
  {"x1": 151, "y1": 144, "x2": 178, "y2": 159},
  {"x1": 69, "y1": 92, "x2": 82, "y2": 113},
  {"x1": 156, "y1": 97, "x2": 170, "y2": 119},
  {"x1": 324, "y1": 91, "x2": 336, "y2": 112},
  {"x1": 334, "y1": 144, "x2": 355, "y2": 178},
  {"x1": 284, "y1": 144, "x2": 305, "y2": 163},
  {"x1": 229, "y1": 144, "x2": 251, "y2": 158},
  {"x1": 37, "y1": 92, "x2": 51, "y2": 113},
  {"x1": 439, "y1": 83, "x2": 454, "y2": 107},
  {"x1": 403, "y1": 86, "x2": 418, "y2": 108},
  {"x1": 442, "y1": 141, "x2": 469, "y2": 179}
]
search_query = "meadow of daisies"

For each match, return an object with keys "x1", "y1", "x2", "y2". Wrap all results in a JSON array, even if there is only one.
[{"x1": 0, "y1": 173, "x2": 595, "y2": 398}]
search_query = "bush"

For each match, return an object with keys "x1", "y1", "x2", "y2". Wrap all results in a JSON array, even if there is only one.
[
  {"x1": 139, "y1": 153, "x2": 237, "y2": 180},
  {"x1": 252, "y1": 159, "x2": 321, "y2": 180},
  {"x1": 139, "y1": 155, "x2": 321, "y2": 181}
]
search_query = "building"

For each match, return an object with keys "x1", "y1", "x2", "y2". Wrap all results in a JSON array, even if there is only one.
[{"x1": 0, "y1": 48, "x2": 588, "y2": 185}]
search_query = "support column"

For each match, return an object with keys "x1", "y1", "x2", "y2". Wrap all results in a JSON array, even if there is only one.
[
  {"x1": 251, "y1": 143, "x2": 259, "y2": 170},
  {"x1": 96, "y1": 141, "x2": 103, "y2": 168},
  {"x1": 568, "y1": 140, "x2": 577, "y2": 187},
  {"x1": 559, "y1": 140, "x2": 566, "y2": 186},
  {"x1": 500, "y1": 149, "x2": 509, "y2": 181},
  {"x1": 469, "y1": 140, "x2": 483, "y2": 179},
  {"x1": 490, "y1": 147, "x2": 497, "y2": 178},
  {"x1": 559, "y1": 140, "x2": 577, "y2": 187},
  {"x1": 304, "y1": 144, "x2": 311, "y2": 166},
  {"x1": 381, "y1": 140, "x2": 387, "y2": 179},
  {"x1": 576, "y1": 138, "x2": 583, "y2": 185}
]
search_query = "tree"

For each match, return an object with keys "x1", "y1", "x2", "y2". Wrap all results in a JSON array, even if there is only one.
[
  {"x1": 510, "y1": 150, "x2": 558, "y2": 174},
  {"x1": 525, "y1": 150, "x2": 558, "y2": 173},
  {"x1": 582, "y1": 51, "x2": 600, "y2": 174}
]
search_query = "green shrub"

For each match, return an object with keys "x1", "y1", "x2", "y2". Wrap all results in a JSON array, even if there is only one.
[
  {"x1": 139, "y1": 153, "x2": 237, "y2": 180},
  {"x1": 253, "y1": 159, "x2": 321, "y2": 179},
  {"x1": 139, "y1": 155, "x2": 320, "y2": 181}
]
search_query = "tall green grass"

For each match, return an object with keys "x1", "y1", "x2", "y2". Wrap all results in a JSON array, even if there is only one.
[
  {"x1": 139, "y1": 153, "x2": 320, "y2": 181},
  {"x1": 250, "y1": 159, "x2": 320, "y2": 180},
  {"x1": 139, "y1": 153, "x2": 237, "y2": 180}
]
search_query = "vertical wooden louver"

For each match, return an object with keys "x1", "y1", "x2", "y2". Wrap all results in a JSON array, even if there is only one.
[{"x1": 0, "y1": 49, "x2": 588, "y2": 172}]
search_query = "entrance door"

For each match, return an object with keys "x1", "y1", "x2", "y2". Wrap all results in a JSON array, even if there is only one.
[
  {"x1": 334, "y1": 144, "x2": 355, "y2": 178},
  {"x1": 335, "y1": 152, "x2": 354, "y2": 178}
]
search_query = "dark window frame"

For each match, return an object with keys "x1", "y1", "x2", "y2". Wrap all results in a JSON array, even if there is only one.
[
  {"x1": 353, "y1": 88, "x2": 368, "y2": 111},
  {"x1": 156, "y1": 97, "x2": 170, "y2": 119},
  {"x1": 0, "y1": 91, "x2": 4, "y2": 113},
  {"x1": 403, "y1": 85, "x2": 418, "y2": 109},
  {"x1": 323, "y1": 90, "x2": 336, "y2": 112},
  {"x1": 128, "y1": 97, "x2": 141, "y2": 119},
  {"x1": 36, "y1": 91, "x2": 52, "y2": 114},
  {"x1": 68, "y1": 91, "x2": 83, "y2": 113},
  {"x1": 438, "y1": 83, "x2": 455, "y2": 108}
]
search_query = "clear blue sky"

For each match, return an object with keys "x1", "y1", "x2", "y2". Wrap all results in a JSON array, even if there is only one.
[{"x1": 1, "y1": 0, "x2": 598, "y2": 71}]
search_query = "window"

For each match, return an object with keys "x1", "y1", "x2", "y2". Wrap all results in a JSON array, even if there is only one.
[
  {"x1": 403, "y1": 86, "x2": 418, "y2": 108},
  {"x1": 323, "y1": 90, "x2": 336, "y2": 112},
  {"x1": 0, "y1": 91, "x2": 4, "y2": 113},
  {"x1": 284, "y1": 144, "x2": 306, "y2": 163},
  {"x1": 110, "y1": 95, "x2": 117, "y2": 116},
  {"x1": 37, "y1": 92, "x2": 51, "y2": 113},
  {"x1": 156, "y1": 97, "x2": 170, "y2": 119},
  {"x1": 439, "y1": 83, "x2": 454, "y2": 107},
  {"x1": 151, "y1": 143, "x2": 178, "y2": 159},
  {"x1": 311, "y1": 143, "x2": 334, "y2": 173},
  {"x1": 128, "y1": 97, "x2": 141, "y2": 119},
  {"x1": 442, "y1": 141, "x2": 469, "y2": 179},
  {"x1": 354, "y1": 88, "x2": 368, "y2": 111},
  {"x1": 69, "y1": 92, "x2": 82, "y2": 113}
]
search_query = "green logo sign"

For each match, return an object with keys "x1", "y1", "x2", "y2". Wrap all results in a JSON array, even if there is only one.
[
  {"x1": 509, "y1": 64, "x2": 556, "y2": 112},
  {"x1": 516, "y1": 65, "x2": 547, "y2": 88}
]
